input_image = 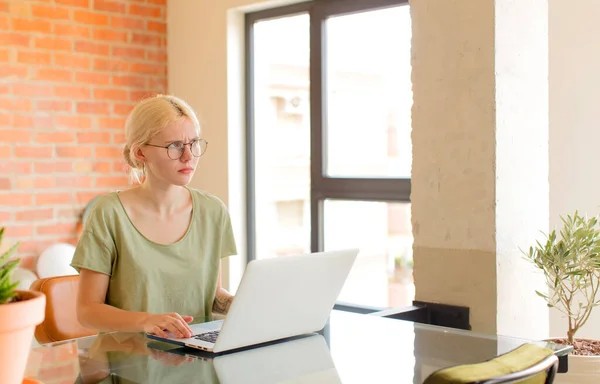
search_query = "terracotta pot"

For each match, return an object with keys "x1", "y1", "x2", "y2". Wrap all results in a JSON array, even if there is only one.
[
  {"x1": 0, "y1": 290, "x2": 46, "y2": 384},
  {"x1": 556, "y1": 354, "x2": 600, "y2": 384}
]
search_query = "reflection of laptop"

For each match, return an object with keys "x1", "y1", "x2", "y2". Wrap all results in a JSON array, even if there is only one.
[
  {"x1": 147, "y1": 249, "x2": 358, "y2": 354},
  {"x1": 213, "y1": 334, "x2": 341, "y2": 384}
]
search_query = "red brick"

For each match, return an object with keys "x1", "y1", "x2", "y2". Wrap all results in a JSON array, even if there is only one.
[
  {"x1": 0, "y1": 32, "x2": 30, "y2": 47},
  {"x1": 15, "y1": 146, "x2": 53, "y2": 158},
  {"x1": 0, "y1": 49, "x2": 9, "y2": 62},
  {"x1": 35, "y1": 68, "x2": 73, "y2": 82},
  {"x1": 113, "y1": 75, "x2": 145, "y2": 88},
  {"x1": 55, "y1": 0, "x2": 89, "y2": 7},
  {"x1": 54, "y1": 85, "x2": 91, "y2": 99},
  {"x1": 129, "y1": 63, "x2": 164, "y2": 75},
  {"x1": 77, "y1": 131, "x2": 110, "y2": 143},
  {"x1": 0, "y1": 130, "x2": 30, "y2": 142},
  {"x1": 98, "y1": 117, "x2": 125, "y2": 129},
  {"x1": 38, "y1": 223, "x2": 77, "y2": 236},
  {"x1": 93, "y1": 162, "x2": 111, "y2": 172},
  {"x1": 0, "y1": 98, "x2": 31, "y2": 111},
  {"x1": 53, "y1": 24, "x2": 91, "y2": 39},
  {"x1": 95, "y1": 146, "x2": 121, "y2": 158},
  {"x1": 131, "y1": 33, "x2": 162, "y2": 46},
  {"x1": 113, "y1": 104, "x2": 134, "y2": 115},
  {"x1": 129, "y1": 4, "x2": 161, "y2": 18},
  {"x1": 93, "y1": 0, "x2": 126, "y2": 13},
  {"x1": 131, "y1": 91, "x2": 157, "y2": 102},
  {"x1": 96, "y1": 176, "x2": 128, "y2": 187},
  {"x1": 36, "y1": 193, "x2": 72, "y2": 205},
  {"x1": 35, "y1": 162, "x2": 73, "y2": 173},
  {"x1": 93, "y1": 29, "x2": 128, "y2": 43},
  {"x1": 112, "y1": 46, "x2": 145, "y2": 60},
  {"x1": 0, "y1": 194, "x2": 32, "y2": 206},
  {"x1": 37, "y1": 100, "x2": 72, "y2": 112},
  {"x1": 13, "y1": 115, "x2": 53, "y2": 129},
  {"x1": 56, "y1": 116, "x2": 92, "y2": 129},
  {"x1": 16, "y1": 208, "x2": 54, "y2": 221},
  {"x1": 55, "y1": 53, "x2": 91, "y2": 69},
  {"x1": 113, "y1": 133, "x2": 125, "y2": 143},
  {"x1": 148, "y1": 77, "x2": 167, "y2": 90},
  {"x1": 12, "y1": 84, "x2": 53, "y2": 97},
  {"x1": 0, "y1": 177, "x2": 10, "y2": 190},
  {"x1": 0, "y1": 162, "x2": 31, "y2": 174},
  {"x1": 147, "y1": 0, "x2": 166, "y2": 4},
  {"x1": 17, "y1": 51, "x2": 51, "y2": 65},
  {"x1": 77, "y1": 101, "x2": 110, "y2": 114},
  {"x1": 75, "y1": 41, "x2": 110, "y2": 56},
  {"x1": 0, "y1": 211, "x2": 11, "y2": 221},
  {"x1": 12, "y1": 18, "x2": 52, "y2": 33},
  {"x1": 147, "y1": 21, "x2": 166, "y2": 33},
  {"x1": 0, "y1": 113, "x2": 10, "y2": 125},
  {"x1": 35, "y1": 37, "x2": 72, "y2": 51},
  {"x1": 56, "y1": 146, "x2": 93, "y2": 158},
  {"x1": 94, "y1": 88, "x2": 128, "y2": 101},
  {"x1": 146, "y1": 50, "x2": 167, "y2": 63},
  {"x1": 32, "y1": 5, "x2": 70, "y2": 20},
  {"x1": 56, "y1": 175, "x2": 93, "y2": 187},
  {"x1": 74, "y1": 10, "x2": 109, "y2": 26},
  {"x1": 75, "y1": 71, "x2": 110, "y2": 85},
  {"x1": 0, "y1": 145, "x2": 10, "y2": 157},
  {"x1": 0, "y1": 14, "x2": 7, "y2": 30},
  {"x1": 34, "y1": 177, "x2": 54, "y2": 188},
  {"x1": 3, "y1": 225, "x2": 34, "y2": 237},
  {"x1": 111, "y1": 16, "x2": 144, "y2": 30},
  {"x1": 0, "y1": 65, "x2": 28, "y2": 78},
  {"x1": 93, "y1": 58, "x2": 129, "y2": 72},
  {"x1": 36, "y1": 132, "x2": 75, "y2": 143}
]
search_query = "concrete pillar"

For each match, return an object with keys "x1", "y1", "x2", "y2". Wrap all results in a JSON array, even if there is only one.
[
  {"x1": 549, "y1": 0, "x2": 600, "y2": 340},
  {"x1": 411, "y1": 0, "x2": 549, "y2": 338}
]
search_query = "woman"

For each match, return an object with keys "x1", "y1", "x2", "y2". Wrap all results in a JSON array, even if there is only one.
[{"x1": 71, "y1": 95, "x2": 237, "y2": 340}]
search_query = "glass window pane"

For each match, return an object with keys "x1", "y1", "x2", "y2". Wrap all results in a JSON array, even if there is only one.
[
  {"x1": 252, "y1": 14, "x2": 311, "y2": 259},
  {"x1": 325, "y1": 6, "x2": 412, "y2": 178},
  {"x1": 324, "y1": 200, "x2": 414, "y2": 308}
]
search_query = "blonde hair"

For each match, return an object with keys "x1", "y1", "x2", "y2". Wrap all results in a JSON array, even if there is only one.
[{"x1": 122, "y1": 94, "x2": 201, "y2": 184}]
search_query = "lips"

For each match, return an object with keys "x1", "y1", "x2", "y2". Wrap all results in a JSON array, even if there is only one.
[{"x1": 178, "y1": 168, "x2": 194, "y2": 174}]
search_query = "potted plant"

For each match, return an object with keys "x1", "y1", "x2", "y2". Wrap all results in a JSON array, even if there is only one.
[
  {"x1": 0, "y1": 227, "x2": 46, "y2": 384},
  {"x1": 524, "y1": 211, "x2": 600, "y2": 383}
]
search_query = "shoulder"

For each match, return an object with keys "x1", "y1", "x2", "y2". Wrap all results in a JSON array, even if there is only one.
[
  {"x1": 187, "y1": 187, "x2": 229, "y2": 217},
  {"x1": 83, "y1": 192, "x2": 122, "y2": 231}
]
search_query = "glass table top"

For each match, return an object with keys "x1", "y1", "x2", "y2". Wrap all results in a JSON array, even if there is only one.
[{"x1": 26, "y1": 310, "x2": 572, "y2": 384}]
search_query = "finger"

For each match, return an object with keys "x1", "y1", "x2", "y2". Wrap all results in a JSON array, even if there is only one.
[
  {"x1": 150, "y1": 326, "x2": 168, "y2": 339},
  {"x1": 170, "y1": 313, "x2": 194, "y2": 336},
  {"x1": 182, "y1": 315, "x2": 194, "y2": 323},
  {"x1": 165, "y1": 320, "x2": 189, "y2": 339}
]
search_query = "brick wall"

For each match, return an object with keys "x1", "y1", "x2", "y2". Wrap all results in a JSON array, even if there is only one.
[{"x1": 0, "y1": 0, "x2": 167, "y2": 269}]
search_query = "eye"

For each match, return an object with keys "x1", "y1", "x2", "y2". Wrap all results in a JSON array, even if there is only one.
[{"x1": 168, "y1": 141, "x2": 184, "y2": 150}]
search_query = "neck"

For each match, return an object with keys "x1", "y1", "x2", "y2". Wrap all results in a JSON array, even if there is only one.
[{"x1": 138, "y1": 177, "x2": 187, "y2": 216}]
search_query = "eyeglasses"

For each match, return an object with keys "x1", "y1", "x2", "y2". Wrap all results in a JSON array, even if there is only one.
[{"x1": 145, "y1": 139, "x2": 208, "y2": 160}]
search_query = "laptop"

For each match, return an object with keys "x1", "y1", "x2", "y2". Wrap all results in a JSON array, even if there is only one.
[{"x1": 146, "y1": 249, "x2": 358, "y2": 354}]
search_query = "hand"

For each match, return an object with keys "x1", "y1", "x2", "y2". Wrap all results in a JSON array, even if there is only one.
[
  {"x1": 142, "y1": 313, "x2": 194, "y2": 339},
  {"x1": 149, "y1": 349, "x2": 194, "y2": 367}
]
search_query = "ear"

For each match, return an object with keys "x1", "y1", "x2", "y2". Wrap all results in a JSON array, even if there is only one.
[{"x1": 133, "y1": 145, "x2": 146, "y2": 166}]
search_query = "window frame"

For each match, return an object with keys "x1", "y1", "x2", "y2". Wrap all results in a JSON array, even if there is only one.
[{"x1": 245, "y1": 0, "x2": 411, "y2": 312}]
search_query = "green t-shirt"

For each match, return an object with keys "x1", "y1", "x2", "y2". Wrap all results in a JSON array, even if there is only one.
[{"x1": 70, "y1": 186, "x2": 237, "y2": 319}]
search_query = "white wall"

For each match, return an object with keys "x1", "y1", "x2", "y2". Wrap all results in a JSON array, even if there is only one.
[{"x1": 549, "y1": 0, "x2": 600, "y2": 340}]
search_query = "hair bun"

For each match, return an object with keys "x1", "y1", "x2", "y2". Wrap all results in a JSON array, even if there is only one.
[{"x1": 122, "y1": 145, "x2": 138, "y2": 168}]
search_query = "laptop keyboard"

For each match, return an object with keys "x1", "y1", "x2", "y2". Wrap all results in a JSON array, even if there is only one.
[{"x1": 193, "y1": 330, "x2": 220, "y2": 343}]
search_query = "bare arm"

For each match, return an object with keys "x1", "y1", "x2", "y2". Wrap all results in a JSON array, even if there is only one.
[
  {"x1": 77, "y1": 268, "x2": 151, "y2": 332},
  {"x1": 77, "y1": 268, "x2": 194, "y2": 338},
  {"x1": 212, "y1": 265, "x2": 234, "y2": 315}
]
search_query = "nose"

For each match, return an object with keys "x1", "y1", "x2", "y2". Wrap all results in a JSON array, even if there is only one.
[{"x1": 180, "y1": 144, "x2": 194, "y2": 161}]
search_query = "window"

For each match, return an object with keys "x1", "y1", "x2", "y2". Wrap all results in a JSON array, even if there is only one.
[{"x1": 246, "y1": 0, "x2": 412, "y2": 311}]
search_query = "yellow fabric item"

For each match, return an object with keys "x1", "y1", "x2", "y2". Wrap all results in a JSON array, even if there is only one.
[{"x1": 423, "y1": 343, "x2": 554, "y2": 384}]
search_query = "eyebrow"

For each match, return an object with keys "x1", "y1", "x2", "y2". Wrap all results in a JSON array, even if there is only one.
[{"x1": 164, "y1": 137, "x2": 200, "y2": 145}]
